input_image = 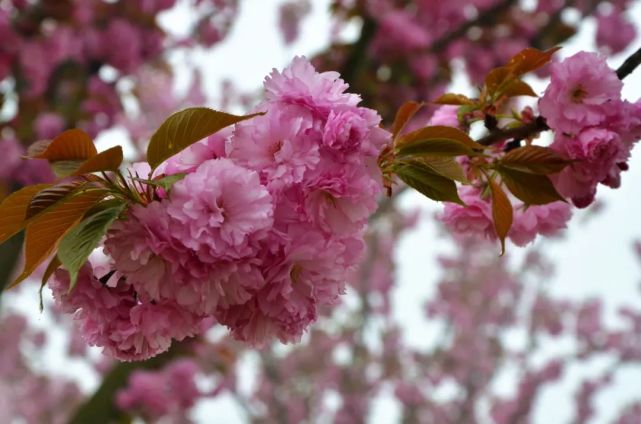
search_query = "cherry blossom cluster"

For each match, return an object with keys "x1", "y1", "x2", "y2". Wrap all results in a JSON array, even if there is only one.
[
  {"x1": 540, "y1": 51, "x2": 641, "y2": 207},
  {"x1": 49, "y1": 57, "x2": 388, "y2": 361}
]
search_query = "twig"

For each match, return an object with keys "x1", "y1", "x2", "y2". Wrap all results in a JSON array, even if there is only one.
[{"x1": 616, "y1": 46, "x2": 641, "y2": 80}]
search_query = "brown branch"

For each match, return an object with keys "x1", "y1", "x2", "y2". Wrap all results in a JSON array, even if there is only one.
[
  {"x1": 616, "y1": 46, "x2": 641, "y2": 80},
  {"x1": 477, "y1": 116, "x2": 550, "y2": 146}
]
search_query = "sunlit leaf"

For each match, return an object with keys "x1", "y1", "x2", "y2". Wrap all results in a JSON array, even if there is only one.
[
  {"x1": 500, "y1": 145, "x2": 570, "y2": 174},
  {"x1": 506, "y1": 47, "x2": 561, "y2": 76},
  {"x1": 0, "y1": 184, "x2": 52, "y2": 245},
  {"x1": 497, "y1": 166, "x2": 565, "y2": 205},
  {"x1": 147, "y1": 107, "x2": 264, "y2": 169},
  {"x1": 10, "y1": 189, "x2": 109, "y2": 289},
  {"x1": 391, "y1": 101, "x2": 423, "y2": 140},
  {"x1": 72, "y1": 146, "x2": 124, "y2": 176},
  {"x1": 28, "y1": 129, "x2": 97, "y2": 161},
  {"x1": 58, "y1": 203, "x2": 126, "y2": 290},
  {"x1": 394, "y1": 161, "x2": 464, "y2": 204},
  {"x1": 488, "y1": 178, "x2": 513, "y2": 256}
]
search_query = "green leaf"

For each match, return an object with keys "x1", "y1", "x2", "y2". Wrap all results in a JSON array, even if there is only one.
[
  {"x1": 418, "y1": 156, "x2": 469, "y2": 183},
  {"x1": 58, "y1": 203, "x2": 127, "y2": 291},
  {"x1": 394, "y1": 161, "x2": 464, "y2": 205},
  {"x1": 0, "y1": 184, "x2": 52, "y2": 245},
  {"x1": 396, "y1": 126, "x2": 483, "y2": 158},
  {"x1": 497, "y1": 166, "x2": 565, "y2": 205},
  {"x1": 131, "y1": 173, "x2": 186, "y2": 192},
  {"x1": 147, "y1": 107, "x2": 264, "y2": 169},
  {"x1": 500, "y1": 145, "x2": 570, "y2": 174},
  {"x1": 488, "y1": 178, "x2": 513, "y2": 256}
]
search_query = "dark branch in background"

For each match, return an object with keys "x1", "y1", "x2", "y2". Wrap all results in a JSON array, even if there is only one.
[
  {"x1": 617, "y1": 47, "x2": 641, "y2": 80},
  {"x1": 430, "y1": 0, "x2": 519, "y2": 53}
]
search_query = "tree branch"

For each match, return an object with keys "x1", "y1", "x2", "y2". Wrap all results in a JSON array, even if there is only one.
[{"x1": 616, "y1": 46, "x2": 641, "y2": 80}]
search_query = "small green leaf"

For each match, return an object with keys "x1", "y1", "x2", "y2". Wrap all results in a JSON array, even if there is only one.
[
  {"x1": 131, "y1": 173, "x2": 186, "y2": 192},
  {"x1": 394, "y1": 161, "x2": 464, "y2": 205},
  {"x1": 418, "y1": 156, "x2": 469, "y2": 183},
  {"x1": 497, "y1": 166, "x2": 565, "y2": 205},
  {"x1": 500, "y1": 145, "x2": 570, "y2": 175},
  {"x1": 58, "y1": 203, "x2": 126, "y2": 291},
  {"x1": 147, "y1": 107, "x2": 264, "y2": 170}
]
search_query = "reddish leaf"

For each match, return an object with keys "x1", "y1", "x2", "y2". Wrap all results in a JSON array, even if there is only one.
[
  {"x1": 507, "y1": 47, "x2": 561, "y2": 76},
  {"x1": 9, "y1": 189, "x2": 109, "y2": 289},
  {"x1": 433, "y1": 93, "x2": 475, "y2": 106},
  {"x1": 500, "y1": 145, "x2": 570, "y2": 174},
  {"x1": 26, "y1": 180, "x2": 85, "y2": 219},
  {"x1": 498, "y1": 166, "x2": 566, "y2": 205},
  {"x1": 485, "y1": 66, "x2": 512, "y2": 95},
  {"x1": 73, "y1": 146, "x2": 124, "y2": 176},
  {"x1": 0, "y1": 184, "x2": 52, "y2": 245},
  {"x1": 391, "y1": 101, "x2": 423, "y2": 140},
  {"x1": 489, "y1": 178, "x2": 513, "y2": 256},
  {"x1": 29, "y1": 129, "x2": 97, "y2": 161}
]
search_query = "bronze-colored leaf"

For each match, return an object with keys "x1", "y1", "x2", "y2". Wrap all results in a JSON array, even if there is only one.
[
  {"x1": 73, "y1": 146, "x2": 124, "y2": 176},
  {"x1": 497, "y1": 166, "x2": 565, "y2": 205},
  {"x1": 29, "y1": 129, "x2": 97, "y2": 161},
  {"x1": 506, "y1": 47, "x2": 561, "y2": 76},
  {"x1": 147, "y1": 107, "x2": 264, "y2": 169},
  {"x1": 485, "y1": 66, "x2": 512, "y2": 95},
  {"x1": 500, "y1": 145, "x2": 570, "y2": 174},
  {"x1": 26, "y1": 180, "x2": 85, "y2": 219},
  {"x1": 391, "y1": 101, "x2": 423, "y2": 140},
  {"x1": 502, "y1": 80, "x2": 538, "y2": 97},
  {"x1": 9, "y1": 189, "x2": 109, "y2": 289},
  {"x1": 394, "y1": 161, "x2": 464, "y2": 205},
  {"x1": 0, "y1": 184, "x2": 52, "y2": 245},
  {"x1": 488, "y1": 178, "x2": 513, "y2": 256},
  {"x1": 433, "y1": 93, "x2": 475, "y2": 106}
]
